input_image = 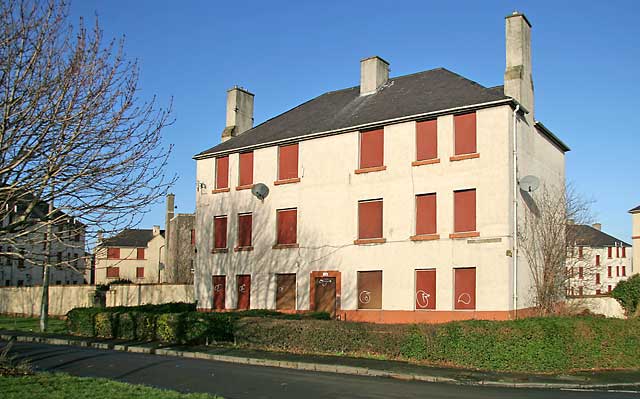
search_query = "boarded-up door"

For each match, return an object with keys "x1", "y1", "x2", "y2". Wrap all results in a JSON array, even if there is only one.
[
  {"x1": 276, "y1": 273, "x2": 296, "y2": 310},
  {"x1": 237, "y1": 275, "x2": 251, "y2": 310},
  {"x1": 212, "y1": 275, "x2": 226, "y2": 310},
  {"x1": 415, "y1": 269, "x2": 436, "y2": 310},
  {"x1": 454, "y1": 268, "x2": 476, "y2": 310},
  {"x1": 314, "y1": 277, "x2": 336, "y2": 317}
]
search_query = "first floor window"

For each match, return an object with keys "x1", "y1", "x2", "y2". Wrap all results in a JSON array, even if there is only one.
[
  {"x1": 137, "y1": 248, "x2": 145, "y2": 260},
  {"x1": 106, "y1": 267, "x2": 119, "y2": 278},
  {"x1": 415, "y1": 193, "x2": 437, "y2": 235},
  {"x1": 214, "y1": 216, "x2": 228, "y2": 249},
  {"x1": 136, "y1": 267, "x2": 145, "y2": 279},
  {"x1": 276, "y1": 208, "x2": 298, "y2": 245},
  {"x1": 357, "y1": 271, "x2": 382, "y2": 309},
  {"x1": 358, "y1": 199, "x2": 383, "y2": 239},
  {"x1": 237, "y1": 213, "x2": 253, "y2": 248},
  {"x1": 453, "y1": 189, "x2": 476, "y2": 233}
]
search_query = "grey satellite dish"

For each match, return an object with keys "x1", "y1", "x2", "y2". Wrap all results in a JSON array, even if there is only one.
[
  {"x1": 519, "y1": 175, "x2": 540, "y2": 193},
  {"x1": 251, "y1": 183, "x2": 269, "y2": 201}
]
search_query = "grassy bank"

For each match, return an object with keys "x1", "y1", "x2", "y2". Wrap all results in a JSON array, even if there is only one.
[
  {"x1": 0, "y1": 316, "x2": 66, "y2": 334},
  {"x1": 0, "y1": 372, "x2": 221, "y2": 399}
]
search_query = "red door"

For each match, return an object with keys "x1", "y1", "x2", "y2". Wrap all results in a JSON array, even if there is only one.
[
  {"x1": 313, "y1": 277, "x2": 336, "y2": 317},
  {"x1": 212, "y1": 275, "x2": 226, "y2": 310},
  {"x1": 237, "y1": 275, "x2": 251, "y2": 310}
]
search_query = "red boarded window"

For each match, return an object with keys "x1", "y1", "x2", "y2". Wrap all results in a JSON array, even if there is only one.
[
  {"x1": 190, "y1": 229, "x2": 196, "y2": 246},
  {"x1": 212, "y1": 275, "x2": 226, "y2": 310},
  {"x1": 215, "y1": 156, "x2": 229, "y2": 189},
  {"x1": 278, "y1": 143, "x2": 298, "y2": 180},
  {"x1": 596, "y1": 289, "x2": 601, "y2": 295},
  {"x1": 608, "y1": 285, "x2": 612, "y2": 293},
  {"x1": 623, "y1": 266, "x2": 627, "y2": 276},
  {"x1": 622, "y1": 247, "x2": 626, "y2": 258},
  {"x1": 416, "y1": 193, "x2": 437, "y2": 235},
  {"x1": 416, "y1": 120, "x2": 437, "y2": 161},
  {"x1": 239, "y1": 151, "x2": 254, "y2": 186},
  {"x1": 579, "y1": 286, "x2": 583, "y2": 296},
  {"x1": 277, "y1": 209, "x2": 297, "y2": 245},
  {"x1": 578, "y1": 246, "x2": 584, "y2": 259},
  {"x1": 595, "y1": 255, "x2": 600, "y2": 266},
  {"x1": 454, "y1": 189, "x2": 476, "y2": 233},
  {"x1": 136, "y1": 267, "x2": 144, "y2": 279},
  {"x1": 214, "y1": 216, "x2": 227, "y2": 249},
  {"x1": 106, "y1": 267, "x2": 119, "y2": 278},
  {"x1": 136, "y1": 248, "x2": 145, "y2": 260},
  {"x1": 578, "y1": 267, "x2": 583, "y2": 279},
  {"x1": 596, "y1": 273, "x2": 600, "y2": 284},
  {"x1": 616, "y1": 266, "x2": 620, "y2": 277},
  {"x1": 608, "y1": 247, "x2": 612, "y2": 258},
  {"x1": 107, "y1": 248, "x2": 120, "y2": 260},
  {"x1": 359, "y1": 128, "x2": 384, "y2": 169},
  {"x1": 415, "y1": 269, "x2": 436, "y2": 310},
  {"x1": 357, "y1": 271, "x2": 382, "y2": 310},
  {"x1": 608, "y1": 266, "x2": 612, "y2": 278},
  {"x1": 237, "y1": 275, "x2": 251, "y2": 310},
  {"x1": 454, "y1": 268, "x2": 476, "y2": 310},
  {"x1": 616, "y1": 246, "x2": 620, "y2": 258},
  {"x1": 358, "y1": 200, "x2": 383, "y2": 239},
  {"x1": 237, "y1": 214, "x2": 252, "y2": 248},
  {"x1": 454, "y1": 112, "x2": 477, "y2": 155}
]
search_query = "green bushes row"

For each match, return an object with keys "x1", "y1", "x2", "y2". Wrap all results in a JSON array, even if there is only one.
[
  {"x1": 234, "y1": 316, "x2": 640, "y2": 373},
  {"x1": 612, "y1": 274, "x2": 640, "y2": 316}
]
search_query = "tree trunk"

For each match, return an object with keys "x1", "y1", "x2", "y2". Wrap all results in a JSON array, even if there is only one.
[{"x1": 39, "y1": 198, "x2": 54, "y2": 332}]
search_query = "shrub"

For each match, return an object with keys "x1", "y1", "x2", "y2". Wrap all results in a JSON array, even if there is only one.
[
  {"x1": 66, "y1": 308, "x2": 103, "y2": 336},
  {"x1": 116, "y1": 312, "x2": 136, "y2": 340},
  {"x1": 133, "y1": 312, "x2": 157, "y2": 341},
  {"x1": 94, "y1": 312, "x2": 114, "y2": 338},
  {"x1": 612, "y1": 274, "x2": 640, "y2": 316},
  {"x1": 156, "y1": 313, "x2": 183, "y2": 343}
]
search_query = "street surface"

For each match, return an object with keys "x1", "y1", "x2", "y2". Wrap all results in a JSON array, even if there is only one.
[{"x1": 4, "y1": 342, "x2": 639, "y2": 399}]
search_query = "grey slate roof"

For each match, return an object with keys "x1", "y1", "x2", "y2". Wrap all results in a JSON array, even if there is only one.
[
  {"x1": 100, "y1": 229, "x2": 164, "y2": 248},
  {"x1": 629, "y1": 205, "x2": 640, "y2": 213},
  {"x1": 569, "y1": 224, "x2": 631, "y2": 247},
  {"x1": 196, "y1": 68, "x2": 512, "y2": 157}
]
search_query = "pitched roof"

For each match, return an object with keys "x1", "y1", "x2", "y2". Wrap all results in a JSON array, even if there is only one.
[
  {"x1": 569, "y1": 224, "x2": 631, "y2": 247},
  {"x1": 629, "y1": 205, "x2": 640, "y2": 213},
  {"x1": 100, "y1": 229, "x2": 164, "y2": 248},
  {"x1": 196, "y1": 68, "x2": 513, "y2": 157}
]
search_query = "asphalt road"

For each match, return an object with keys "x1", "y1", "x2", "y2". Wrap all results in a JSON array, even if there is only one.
[{"x1": 4, "y1": 342, "x2": 639, "y2": 399}]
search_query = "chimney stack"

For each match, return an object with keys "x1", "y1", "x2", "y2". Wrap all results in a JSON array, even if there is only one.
[
  {"x1": 221, "y1": 86, "x2": 254, "y2": 142},
  {"x1": 165, "y1": 193, "x2": 175, "y2": 265},
  {"x1": 592, "y1": 223, "x2": 602, "y2": 231},
  {"x1": 360, "y1": 56, "x2": 389, "y2": 96},
  {"x1": 152, "y1": 225, "x2": 160, "y2": 236},
  {"x1": 504, "y1": 12, "x2": 534, "y2": 116}
]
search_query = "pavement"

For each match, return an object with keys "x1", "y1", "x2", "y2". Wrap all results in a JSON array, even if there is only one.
[{"x1": 2, "y1": 329, "x2": 640, "y2": 396}]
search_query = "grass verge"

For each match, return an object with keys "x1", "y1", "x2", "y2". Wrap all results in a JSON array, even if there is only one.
[
  {"x1": 0, "y1": 372, "x2": 221, "y2": 399},
  {"x1": 0, "y1": 316, "x2": 66, "y2": 334}
]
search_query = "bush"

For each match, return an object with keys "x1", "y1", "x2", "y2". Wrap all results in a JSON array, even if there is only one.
[
  {"x1": 94, "y1": 312, "x2": 114, "y2": 338},
  {"x1": 66, "y1": 308, "x2": 103, "y2": 336},
  {"x1": 612, "y1": 274, "x2": 640, "y2": 316}
]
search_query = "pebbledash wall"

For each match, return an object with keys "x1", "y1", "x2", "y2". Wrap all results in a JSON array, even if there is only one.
[
  {"x1": 193, "y1": 13, "x2": 567, "y2": 323},
  {"x1": 631, "y1": 207, "x2": 640, "y2": 273}
]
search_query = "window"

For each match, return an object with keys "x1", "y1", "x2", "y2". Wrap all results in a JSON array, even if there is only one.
[
  {"x1": 608, "y1": 266, "x2": 612, "y2": 278},
  {"x1": 578, "y1": 267, "x2": 583, "y2": 279},
  {"x1": 415, "y1": 119, "x2": 438, "y2": 162},
  {"x1": 596, "y1": 273, "x2": 600, "y2": 285},
  {"x1": 236, "y1": 213, "x2": 253, "y2": 249},
  {"x1": 595, "y1": 254, "x2": 600, "y2": 266},
  {"x1": 616, "y1": 266, "x2": 620, "y2": 277},
  {"x1": 579, "y1": 286, "x2": 583, "y2": 296},
  {"x1": 622, "y1": 247, "x2": 626, "y2": 258},
  {"x1": 237, "y1": 275, "x2": 251, "y2": 310},
  {"x1": 357, "y1": 199, "x2": 383, "y2": 242},
  {"x1": 414, "y1": 193, "x2": 437, "y2": 237},
  {"x1": 453, "y1": 112, "x2": 477, "y2": 156},
  {"x1": 277, "y1": 143, "x2": 299, "y2": 182},
  {"x1": 136, "y1": 267, "x2": 145, "y2": 279},
  {"x1": 212, "y1": 275, "x2": 226, "y2": 310},
  {"x1": 238, "y1": 151, "x2": 254, "y2": 187},
  {"x1": 357, "y1": 271, "x2": 382, "y2": 309},
  {"x1": 358, "y1": 128, "x2": 384, "y2": 171},
  {"x1": 215, "y1": 156, "x2": 229, "y2": 190},
  {"x1": 276, "y1": 273, "x2": 296, "y2": 310},
  {"x1": 616, "y1": 246, "x2": 620, "y2": 258},
  {"x1": 136, "y1": 248, "x2": 145, "y2": 260},
  {"x1": 276, "y1": 208, "x2": 297, "y2": 246},
  {"x1": 415, "y1": 269, "x2": 436, "y2": 310},
  {"x1": 191, "y1": 229, "x2": 196, "y2": 246},
  {"x1": 608, "y1": 285, "x2": 612, "y2": 293},
  {"x1": 454, "y1": 268, "x2": 476, "y2": 310},
  {"x1": 107, "y1": 247, "x2": 120, "y2": 260},
  {"x1": 578, "y1": 246, "x2": 584, "y2": 259},
  {"x1": 622, "y1": 266, "x2": 627, "y2": 277},
  {"x1": 106, "y1": 267, "x2": 119, "y2": 278},
  {"x1": 213, "y1": 216, "x2": 228, "y2": 250},
  {"x1": 608, "y1": 247, "x2": 612, "y2": 258},
  {"x1": 596, "y1": 289, "x2": 601, "y2": 295},
  {"x1": 453, "y1": 189, "x2": 477, "y2": 235}
]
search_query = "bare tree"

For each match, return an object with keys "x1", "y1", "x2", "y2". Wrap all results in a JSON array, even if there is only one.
[
  {"x1": 0, "y1": 0, "x2": 175, "y2": 331},
  {"x1": 518, "y1": 184, "x2": 593, "y2": 314}
]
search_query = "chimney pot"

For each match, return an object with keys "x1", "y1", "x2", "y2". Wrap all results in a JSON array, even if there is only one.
[
  {"x1": 360, "y1": 56, "x2": 390, "y2": 96},
  {"x1": 153, "y1": 225, "x2": 160, "y2": 236},
  {"x1": 592, "y1": 223, "x2": 602, "y2": 231},
  {"x1": 221, "y1": 87, "x2": 254, "y2": 142}
]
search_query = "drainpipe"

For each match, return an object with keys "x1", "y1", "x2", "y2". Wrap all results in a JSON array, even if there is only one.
[
  {"x1": 512, "y1": 104, "x2": 520, "y2": 318},
  {"x1": 158, "y1": 244, "x2": 165, "y2": 284}
]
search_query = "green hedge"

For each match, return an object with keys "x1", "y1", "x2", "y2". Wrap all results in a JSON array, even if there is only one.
[{"x1": 612, "y1": 274, "x2": 640, "y2": 316}]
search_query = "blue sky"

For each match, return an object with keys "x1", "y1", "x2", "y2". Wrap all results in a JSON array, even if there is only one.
[{"x1": 69, "y1": 1, "x2": 639, "y2": 242}]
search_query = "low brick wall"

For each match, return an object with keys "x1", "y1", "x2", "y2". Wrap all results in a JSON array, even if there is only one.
[
  {"x1": 0, "y1": 285, "x2": 96, "y2": 317},
  {"x1": 106, "y1": 284, "x2": 194, "y2": 307}
]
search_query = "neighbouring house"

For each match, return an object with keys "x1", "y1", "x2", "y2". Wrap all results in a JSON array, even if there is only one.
[
  {"x1": 566, "y1": 223, "x2": 633, "y2": 296},
  {"x1": 631, "y1": 205, "x2": 640, "y2": 273},
  {"x1": 192, "y1": 12, "x2": 569, "y2": 323},
  {"x1": 94, "y1": 194, "x2": 195, "y2": 284},
  {"x1": 94, "y1": 226, "x2": 165, "y2": 284},
  {"x1": 0, "y1": 192, "x2": 88, "y2": 287}
]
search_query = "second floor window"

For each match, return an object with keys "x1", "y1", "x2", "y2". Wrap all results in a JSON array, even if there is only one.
[
  {"x1": 215, "y1": 156, "x2": 229, "y2": 189},
  {"x1": 278, "y1": 143, "x2": 299, "y2": 181},
  {"x1": 107, "y1": 247, "x2": 120, "y2": 259},
  {"x1": 454, "y1": 112, "x2": 477, "y2": 156},
  {"x1": 453, "y1": 189, "x2": 476, "y2": 233},
  {"x1": 276, "y1": 208, "x2": 297, "y2": 245},
  {"x1": 238, "y1": 151, "x2": 254, "y2": 187},
  {"x1": 416, "y1": 119, "x2": 438, "y2": 161},
  {"x1": 137, "y1": 248, "x2": 145, "y2": 260},
  {"x1": 359, "y1": 128, "x2": 384, "y2": 170},
  {"x1": 358, "y1": 199, "x2": 383, "y2": 240}
]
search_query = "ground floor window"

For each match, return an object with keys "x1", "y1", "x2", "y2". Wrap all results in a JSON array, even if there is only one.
[
  {"x1": 276, "y1": 273, "x2": 296, "y2": 310},
  {"x1": 106, "y1": 266, "x2": 119, "y2": 278},
  {"x1": 212, "y1": 275, "x2": 226, "y2": 310},
  {"x1": 237, "y1": 275, "x2": 251, "y2": 310},
  {"x1": 415, "y1": 269, "x2": 436, "y2": 310},
  {"x1": 357, "y1": 271, "x2": 382, "y2": 309},
  {"x1": 136, "y1": 267, "x2": 144, "y2": 279},
  {"x1": 454, "y1": 267, "x2": 476, "y2": 310}
]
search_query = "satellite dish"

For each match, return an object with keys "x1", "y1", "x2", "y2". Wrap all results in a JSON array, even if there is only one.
[
  {"x1": 251, "y1": 183, "x2": 269, "y2": 201},
  {"x1": 519, "y1": 175, "x2": 540, "y2": 193}
]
